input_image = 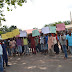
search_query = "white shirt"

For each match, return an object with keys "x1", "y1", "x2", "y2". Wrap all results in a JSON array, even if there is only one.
[
  {"x1": 40, "y1": 36, "x2": 44, "y2": 44},
  {"x1": 0, "y1": 44, "x2": 3, "y2": 55},
  {"x1": 53, "y1": 37, "x2": 57, "y2": 44}
]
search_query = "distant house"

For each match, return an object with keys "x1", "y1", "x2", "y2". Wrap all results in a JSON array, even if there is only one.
[
  {"x1": 25, "y1": 29, "x2": 41, "y2": 34},
  {"x1": 65, "y1": 24, "x2": 72, "y2": 31}
]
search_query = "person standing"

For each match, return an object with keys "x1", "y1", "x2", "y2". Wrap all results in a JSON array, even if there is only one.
[
  {"x1": 66, "y1": 31, "x2": 72, "y2": 55},
  {"x1": 53, "y1": 34, "x2": 59, "y2": 54},
  {"x1": 23, "y1": 37, "x2": 29, "y2": 55},
  {"x1": 21, "y1": 37, "x2": 24, "y2": 54},
  {"x1": 44, "y1": 34, "x2": 48, "y2": 54},
  {"x1": 16, "y1": 37, "x2": 22, "y2": 56},
  {"x1": 59, "y1": 32, "x2": 64, "y2": 53},
  {"x1": 2, "y1": 41, "x2": 10, "y2": 67},
  {"x1": 7, "y1": 39, "x2": 11, "y2": 57},
  {"x1": 48, "y1": 34, "x2": 54, "y2": 56},
  {"x1": 12, "y1": 38, "x2": 16, "y2": 56},
  {"x1": 66, "y1": 32, "x2": 69, "y2": 51},
  {"x1": 9, "y1": 39, "x2": 13, "y2": 56},
  {"x1": 42, "y1": 34, "x2": 48, "y2": 55},
  {"x1": 0, "y1": 41, "x2": 3, "y2": 72},
  {"x1": 40, "y1": 33, "x2": 44, "y2": 53},
  {"x1": 28, "y1": 34, "x2": 31, "y2": 52},
  {"x1": 61, "y1": 33, "x2": 67, "y2": 59},
  {"x1": 34, "y1": 36, "x2": 39, "y2": 53},
  {"x1": 38, "y1": 36, "x2": 41, "y2": 52},
  {"x1": 30, "y1": 34, "x2": 36, "y2": 54}
]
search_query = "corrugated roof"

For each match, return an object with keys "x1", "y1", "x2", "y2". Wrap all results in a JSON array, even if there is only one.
[{"x1": 25, "y1": 29, "x2": 41, "y2": 34}]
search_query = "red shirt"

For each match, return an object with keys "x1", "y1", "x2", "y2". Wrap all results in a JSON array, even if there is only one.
[
  {"x1": 52, "y1": 34, "x2": 58, "y2": 41},
  {"x1": 56, "y1": 34, "x2": 58, "y2": 41},
  {"x1": 30, "y1": 37, "x2": 35, "y2": 45},
  {"x1": 0, "y1": 43, "x2": 2, "y2": 45}
]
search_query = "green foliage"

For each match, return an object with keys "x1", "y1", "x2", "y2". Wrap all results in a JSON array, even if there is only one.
[
  {"x1": 44, "y1": 24, "x2": 49, "y2": 27},
  {"x1": 0, "y1": 31, "x2": 3, "y2": 34},
  {"x1": 33, "y1": 27, "x2": 38, "y2": 29},
  {"x1": 0, "y1": 0, "x2": 27, "y2": 26},
  {"x1": 44, "y1": 21, "x2": 71, "y2": 27},
  {"x1": 63, "y1": 21, "x2": 71, "y2": 25},
  {"x1": 0, "y1": 25, "x2": 17, "y2": 34}
]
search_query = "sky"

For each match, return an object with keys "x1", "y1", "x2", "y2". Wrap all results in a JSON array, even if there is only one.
[{"x1": 2, "y1": 0, "x2": 72, "y2": 30}]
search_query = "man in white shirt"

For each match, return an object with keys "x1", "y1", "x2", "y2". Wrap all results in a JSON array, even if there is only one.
[{"x1": 40, "y1": 33, "x2": 44, "y2": 53}]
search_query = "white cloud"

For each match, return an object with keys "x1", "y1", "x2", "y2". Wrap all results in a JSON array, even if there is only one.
[{"x1": 2, "y1": 0, "x2": 72, "y2": 30}]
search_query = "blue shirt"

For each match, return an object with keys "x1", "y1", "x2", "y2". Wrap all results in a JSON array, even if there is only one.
[
  {"x1": 44, "y1": 35, "x2": 48, "y2": 44},
  {"x1": 57, "y1": 36, "x2": 59, "y2": 40},
  {"x1": 2, "y1": 44, "x2": 7, "y2": 55},
  {"x1": 66, "y1": 34, "x2": 72, "y2": 46}
]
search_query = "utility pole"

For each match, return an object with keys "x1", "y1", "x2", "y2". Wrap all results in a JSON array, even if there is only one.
[{"x1": 70, "y1": 11, "x2": 72, "y2": 24}]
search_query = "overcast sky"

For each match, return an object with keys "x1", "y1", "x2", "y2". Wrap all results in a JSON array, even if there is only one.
[{"x1": 2, "y1": 0, "x2": 72, "y2": 30}]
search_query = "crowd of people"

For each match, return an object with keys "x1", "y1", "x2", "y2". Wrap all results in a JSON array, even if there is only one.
[{"x1": 0, "y1": 30, "x2": 72, "y2": 72}]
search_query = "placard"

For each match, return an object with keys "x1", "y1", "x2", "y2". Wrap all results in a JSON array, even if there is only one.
[
  {"x1": 42, "y1": 27, "x2": 50, "y2": 34},
  {"x1": 56, "y1": 23, "x2": 65, "y2": 31},
  {"x1": 49, "y1": 26, "x2": 56, "y2": 33},
  {"x1": 20, "y1": 31, "x2": 27, "y2": 37},
  {"x1": 32, "y1": 30, "x2": 40, "y2": 37}
]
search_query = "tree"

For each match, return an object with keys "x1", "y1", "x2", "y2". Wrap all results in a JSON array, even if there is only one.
[
  {"x1": 44, "y1": 21, "x2": 71, "y2": 27},
  {"x1": 33, "y1": 27, "x2": 38, "y2": 29},
  {"x1": 63, "y1": 21, "x2": 71, "y2": 25},
  {"x1": 0, "y1": 25, "x2": 17, "y2": 34},
  {"x1": 9, "y1": 25, "x2": 17, "y2": 31},
  {"x1": 44, "y1": 24, "x2": 49, "y2": 27},
  {"x1": 0, "y1": 0, "x2": 27, "y2": 26},
  {"x1": 0, "y1": 31, "x2": 3, "y2": 34}
]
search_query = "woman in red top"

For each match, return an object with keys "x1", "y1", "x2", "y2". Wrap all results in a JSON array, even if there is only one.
[{"x1": 30, "y1": 34, "x2": 36, "y2": 54}]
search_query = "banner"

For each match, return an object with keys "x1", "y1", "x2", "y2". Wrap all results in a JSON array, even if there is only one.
[
  {"x1": 56, "y1": 23, "x2": 65, "y2": 31},
  {"x1": 12, "y1": 29, "x2": 20, "y2": 36},
  {"x1": 1, "y1": 34, "x2": 8, "y2": 40},
  {"x1": 20, "y1": 31, "x2": 27, "y2": 37},
  {"x1": 32, "y1": 30, "x2": 40, "y2": 37},
  {"x1": 49, "y1": 26, "x2": 56, "y2": 33},
  {"x1": 42, "y1": 27, "x2": 50, "y2": 34},
  {"x1": 1, "y1": 29, "x2": 20, "y2": 40},
  {"x1": 6, "y1": 32, "x2": 14, "y2": 38}
]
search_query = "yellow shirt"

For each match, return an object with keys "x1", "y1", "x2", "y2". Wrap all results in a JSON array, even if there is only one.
[{"x1": 23, "y1": 38, "x2": 28, "y2": 45}]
